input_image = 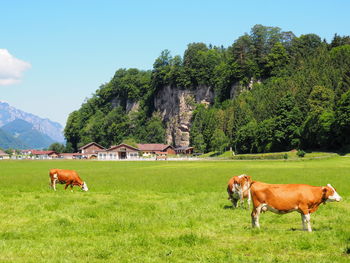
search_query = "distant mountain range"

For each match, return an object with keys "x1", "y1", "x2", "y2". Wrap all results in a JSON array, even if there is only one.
[{"x1": 0, "y1": 101, "x2": 64, "y2": 149}]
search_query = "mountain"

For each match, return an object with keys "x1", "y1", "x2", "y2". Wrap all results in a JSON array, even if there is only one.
[
  {"x1": 0, "y1": 127, "x2": 27, "y2": 149},
  {"x1": 0, "y1": 101, "x2": 64, "y2": 142},
  {"x1": 1, "y1": 119, "x2": 55, "y2": 149}
]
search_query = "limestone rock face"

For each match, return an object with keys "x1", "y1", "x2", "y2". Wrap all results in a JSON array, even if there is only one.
[{"x1": 154, "y1": 85, "x2": 214, "y2": 147}]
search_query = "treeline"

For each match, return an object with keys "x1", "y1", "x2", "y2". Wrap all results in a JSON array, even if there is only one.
[
  {"x1": 65, "y1": 25, "x2": 350, "y2": 153},
  {"x1": 64, "y1": 68, "x2": 166, "y2": 152}
]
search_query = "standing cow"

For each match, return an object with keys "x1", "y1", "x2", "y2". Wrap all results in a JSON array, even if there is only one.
[
  {"x1": 49, "y1": 169, "x2": 88, "y2": 192},
  {"x1": 227, "y1": 174, "x2": 252, "y2": 208},
  {"x1": 250, "y1": 181, "x2": 341, "y2": 232}
]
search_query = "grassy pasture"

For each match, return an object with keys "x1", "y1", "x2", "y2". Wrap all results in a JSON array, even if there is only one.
[{"x1": 0, "y1": 157, "x2": 349, "y2": 262}]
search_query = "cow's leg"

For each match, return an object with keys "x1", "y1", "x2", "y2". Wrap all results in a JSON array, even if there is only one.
[
  {"x1": 239, "y1": 194, "x2": 244, "y2": 208},
  {"x1": 64, "y1": 182, "x2": 70, "y2": 190},
  {"x1": 301, "y1": 213, "x2": 312, "y2": 232},
  {"x1": 232, "y1": 198, "x2": 239, "y2": 208},
  {"x1": 70, "y1": 184, "x2": 74, "y2": 192},
  {"x1": 251, "y1": 205, "x2": 261, "y2": 228},
  {"x1": 247, "y1": 190, "x2": 251, "y2": 210},
  {"x1": 50, "y1": 173, "x2": 58, "y2": 191}
]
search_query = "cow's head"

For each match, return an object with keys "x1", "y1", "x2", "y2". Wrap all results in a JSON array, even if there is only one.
[
  {"x1": 81, "y1": 182, "x2": 89, "y2": 192},
  {"x1": 323, "y1": 184, "x2": 341, "y2": 202},
  {"x1": 234, "y1": 174, "x2": 252, "y2": 192}
]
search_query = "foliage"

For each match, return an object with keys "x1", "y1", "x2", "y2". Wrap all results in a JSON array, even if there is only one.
[
  {"x1": 48, "y1": 143, "x2": 65, "y2": 153},
  {"x1": 210, "y1": 129, "x2": 229, "y2": 153},
  {"x1": 297, "y1": 149, "x2": 306, "y2": 157}
]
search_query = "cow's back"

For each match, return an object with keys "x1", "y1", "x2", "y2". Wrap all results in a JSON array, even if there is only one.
[
  {"x1": 251, "y1": 182, "x2": 322, "y2": 211},
  {"x1": 50, "y1": 169, "x2": 80, "y2": 182}
]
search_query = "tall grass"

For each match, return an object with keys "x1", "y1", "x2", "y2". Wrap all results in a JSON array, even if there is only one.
[{"x1": 0, "y1": 158, "x2": 349, "y2": 262}]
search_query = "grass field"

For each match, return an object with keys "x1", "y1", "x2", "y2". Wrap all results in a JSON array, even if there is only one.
[{"x1": 0, "y1": 157, "x2": 349, "y2": 262}]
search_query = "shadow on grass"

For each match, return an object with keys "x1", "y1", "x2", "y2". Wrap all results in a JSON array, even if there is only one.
[
  {"x1": 223, "y1": 205, "x2": 250, "y2": 210},
  {"x1": 290, "y1": 227, "x2": 325, "y2": 231}
]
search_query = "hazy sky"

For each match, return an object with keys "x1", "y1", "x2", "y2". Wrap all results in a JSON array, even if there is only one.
[{"x1": 1, "y1": 0, "x2": 349, "y2": 126}]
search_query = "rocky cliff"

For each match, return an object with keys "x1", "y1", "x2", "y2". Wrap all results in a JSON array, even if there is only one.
[{"x1": 154, "y1": 85, "x2": 214, "y2": 147}]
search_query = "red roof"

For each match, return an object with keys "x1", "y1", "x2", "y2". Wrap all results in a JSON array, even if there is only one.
[
  {"x1": 0, "y1": 149, "x2": 9, "y2": 156},
  {"x1": 136, "y1": 144, "x2": 172, "y2": 151}
]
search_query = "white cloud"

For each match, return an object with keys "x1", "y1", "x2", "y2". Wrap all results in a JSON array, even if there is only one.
[{"x1": 0, "y1": 49, "x2": 31, "y2": 86}]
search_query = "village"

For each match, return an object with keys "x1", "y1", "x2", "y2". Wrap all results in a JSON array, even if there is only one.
[{"x1": 0, "y1": 142, "x2": 195, "y2": 160}]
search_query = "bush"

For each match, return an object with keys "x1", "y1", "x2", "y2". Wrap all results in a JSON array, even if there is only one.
[
  {"x1": 297, "y1": 150, "x2": 306, "y2": 157},
  {"x1": 231, "y1": 153, "x2": 286, "y2": 160},
  {"x1": 283, "y1": 153, "x2": 288, "y2": 160}
]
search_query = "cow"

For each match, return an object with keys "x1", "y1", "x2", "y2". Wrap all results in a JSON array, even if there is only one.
[
  {"x1": 227, "y1": 174, "x2": 252, "y2": 209},
  {"x1": 49, "y1": 169, "x2": 88, "y2": 192},
  {"x1": 250, "y1": 181, "x2": 342, "y2": 232}
]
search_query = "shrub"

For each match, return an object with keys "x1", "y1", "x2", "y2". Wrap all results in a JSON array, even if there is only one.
[{"x1": 297, "y1": 150, "x2": 306, "y2": 157}]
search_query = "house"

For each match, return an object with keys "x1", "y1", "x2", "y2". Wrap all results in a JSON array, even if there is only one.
[
  {"x1": 30, "y1": 150, "x2": 59, "y2": 159},
  {"x1": 175, "y1": 146, "x2": 194, "y2": 155},
  {"x1": 0, "y1": 149, "x2": 10, "y2": 160},
  {"x1": 136, "y1": 144, "x2": 175, "y2": 156},
  {"x1": 97, "y1": 143, "x2": 140, "y2": 160},
  {"x1": 79, "y1": 142, "x2": 106, "y2": 159}
]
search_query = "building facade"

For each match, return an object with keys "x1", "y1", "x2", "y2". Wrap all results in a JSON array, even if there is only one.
[
  {"x1": 79, "y1": 142, "x2": 106, "y2": 159},
  {"x1": 97, "y1": 144, "x2": 140, "y2": 160}
]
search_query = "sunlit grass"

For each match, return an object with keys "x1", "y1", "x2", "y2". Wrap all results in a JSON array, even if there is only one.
[{"x1": 0, "y1": 158, "x2": 349, "y2": 262}]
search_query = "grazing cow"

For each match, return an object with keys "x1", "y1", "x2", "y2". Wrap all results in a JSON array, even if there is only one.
[
  {"x1": 227, "y1": 174, "x2": 252, "y2": 208},
  {"x1": 250, "y1": 182, "x2": 342, "y2": 232},
  {"x1": 49, "y1": 169, "x2": 88, "y2": 192}
]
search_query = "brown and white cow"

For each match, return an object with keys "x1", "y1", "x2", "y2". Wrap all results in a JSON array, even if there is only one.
[
  {"x1": 250, "y1": 181, "x2": 342, "y2": 232},
  {"x1": 227, "y1": 174, "x2": 252, "y2": 208},
  {"x1": 49, "y1": 169, "x2": 88, "y2": 192}
]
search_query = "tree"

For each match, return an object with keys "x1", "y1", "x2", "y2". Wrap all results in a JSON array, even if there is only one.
[
  {"x1": 144, "y1": 113, "x2": 165, "y2": 143},
  {"x1": 48, "y1": 143, "x2": 65, "y2": 153},
  {"x1": 235, "y1": 121, "x2": 257, "y2": 153},
  {"x1": 264, "y1": 42, "x2": 289, "y2": 76},
  {"x1": 255, "y1": 118, "x2": 275, "y2": 153},
  {"x1": 301, "y1": 86, "x2": 335, "y2": 149},
  {"x1": 192, "y1": 133, "x2": 206, "y2": 153},
  {"x1": 211, "y1": 129, "x2": 229, "y2": 153},
  {"x1": 64, "y1": 111, "x2": 82, "y2": 152},
  {"x1": 334, "y1": 90, "x2": 350, "y2": 147},
  {"x1": 272, "y1": 93, "x2": 303, "y2": 151}
]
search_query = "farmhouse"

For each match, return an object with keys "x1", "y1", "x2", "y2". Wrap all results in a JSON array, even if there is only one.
[
  {"x1": 137, "y1": 144, "x2": 175, "y2": 156},
  {"x1": 0, "y1": 149, "x2": 10, "y2": 159},
  {"x1": 175, "y1": 146, "x2": 194, "y2": 155},
  {"x1": 30, "y1": 150, "x2": 59, "y2": 159},
  {"x1": 79, "y1": 142, "x2": 106, "y2": 159},
  {"x1": 97, "y1": 143, "x2": 139, "y2": 160}
]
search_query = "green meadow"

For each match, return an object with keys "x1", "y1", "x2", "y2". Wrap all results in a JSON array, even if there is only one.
[{"x1": 0, "y1": 157, "x2": 349, "y2": 262}]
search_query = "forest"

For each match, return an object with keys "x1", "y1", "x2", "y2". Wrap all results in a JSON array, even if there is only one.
[{"x1": 64, "y1": 25, "x2": 350, "y2": 154}]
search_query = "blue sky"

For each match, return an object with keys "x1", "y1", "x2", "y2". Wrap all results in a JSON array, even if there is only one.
[{"x1": 1, "y1": 0, "x2": 349, "y2": 126}]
